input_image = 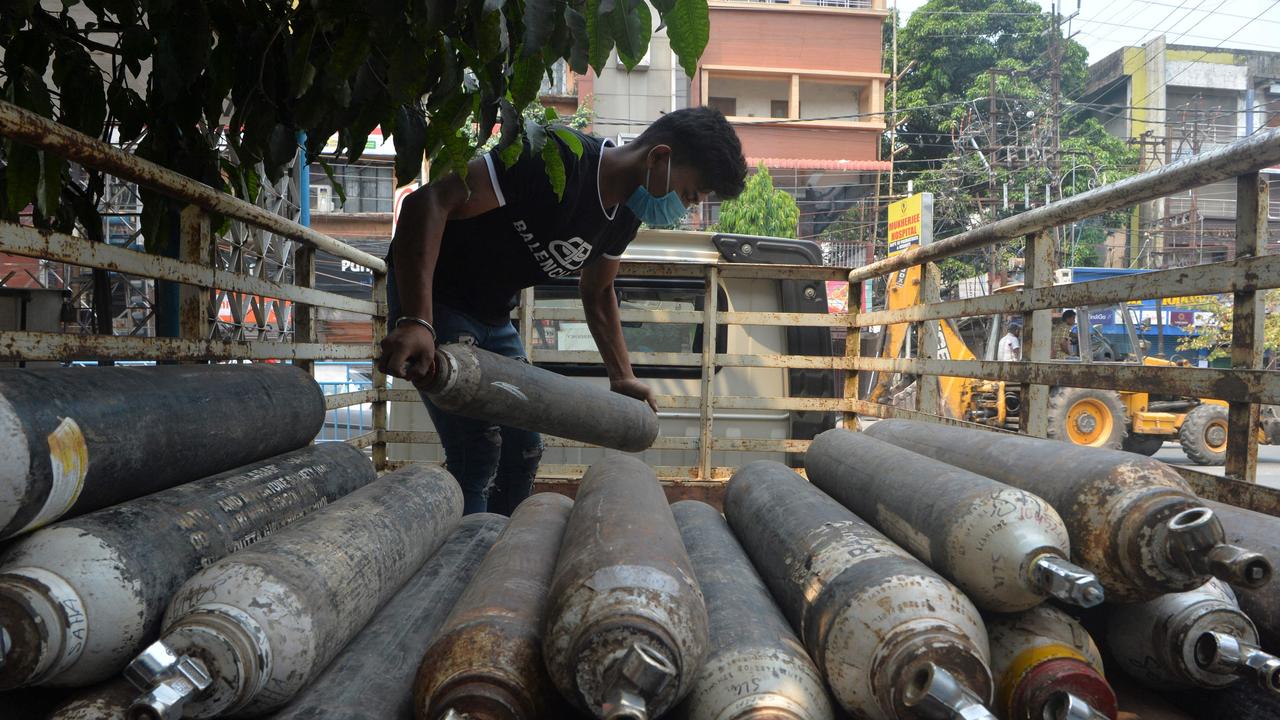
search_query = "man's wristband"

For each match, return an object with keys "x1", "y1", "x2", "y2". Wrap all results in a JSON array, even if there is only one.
[{"x1": 395, "y1": 316, "x2": 438, "y2": 341}]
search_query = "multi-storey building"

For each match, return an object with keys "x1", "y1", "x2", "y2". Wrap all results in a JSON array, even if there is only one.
[
  {"x1": 584, "y1": 0, "x2": 891, "y2": 245},
  {"x1": 1084, "y1": 38, "x2": 1280, "y2": 268}
]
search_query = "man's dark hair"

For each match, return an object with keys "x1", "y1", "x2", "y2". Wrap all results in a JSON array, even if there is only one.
[
  {"x1": 637, "y1": 107, "x2": 748, "y2": 199},
  {"x1": 1062, "y1": 309, "x2": 1077, "y2": 320}
]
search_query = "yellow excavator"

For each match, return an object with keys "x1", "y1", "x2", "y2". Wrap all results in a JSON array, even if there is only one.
[{"x1": 865, "y1": 264, "x2": 1279, "y2": 465}]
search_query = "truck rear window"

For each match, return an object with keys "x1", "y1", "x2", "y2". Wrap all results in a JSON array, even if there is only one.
[{"x1": 527, "y1": 278, "x2": 727, "y2": 379}]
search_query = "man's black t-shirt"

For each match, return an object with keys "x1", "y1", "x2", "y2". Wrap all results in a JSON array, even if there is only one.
[{"x1": 425, "y1": 128, "x2": 641, "y2": 325}]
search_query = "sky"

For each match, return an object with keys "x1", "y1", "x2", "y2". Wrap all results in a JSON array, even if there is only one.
[{"x1": 892, "y1": 0, "x2": 1280, "y2": 64}]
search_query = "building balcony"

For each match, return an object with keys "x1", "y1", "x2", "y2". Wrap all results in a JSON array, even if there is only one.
[
  {"x1": 698, "y1": 67, "x2": 886, "y2": 130},
  {"x1": 710, "y1": 0, "x2": 888, "y2": 14}
]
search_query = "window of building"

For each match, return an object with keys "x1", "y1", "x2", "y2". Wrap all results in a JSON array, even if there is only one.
[
  {"x1": 798, "y1": 79, "x2": 862, "y2": 122},
  {"x1": 708, "y1": 96, "x2": 738, "y2": 116},
  {"x1": 771, "y1": 100, "x2": 790, "y2": 118},
  {"x1": 706, "y1": 75, "x2": 790, "y2": 118},
  {"x1": 309, "y1": 164, "x2": 395, "y2": 214}
]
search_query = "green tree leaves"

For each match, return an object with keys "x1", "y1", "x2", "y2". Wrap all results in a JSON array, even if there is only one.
[
  {"x1": 665, "y1": 0, "x2": 709, "y2": 78},
  {"x1": 714, "y1": 164, "x2": 800, "y2": 239},
  {"x1": 0, "y1": 0, "x2": 708, "y2": 244}
]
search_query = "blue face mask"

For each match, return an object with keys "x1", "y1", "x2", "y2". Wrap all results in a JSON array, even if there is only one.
[{"x1": 626, "y1": 155, "x2": 688, "y2": 229}]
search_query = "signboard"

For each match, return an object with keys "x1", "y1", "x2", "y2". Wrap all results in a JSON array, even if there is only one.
[
  {"x1": 886, "y1": 193, "x2": 933, "y2": 257},
  {"x1": 885, "y1": 193, "x2": 934, "y2": 292},
  {"x1": 322, "y1": 126, "x2": 396, "y2": 158},
  {"x1": 391, "y1": 182, "x2": 419, "y2": 238}
]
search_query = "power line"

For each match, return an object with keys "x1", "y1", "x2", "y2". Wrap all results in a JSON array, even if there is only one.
[{"x1": 1131, "y1": 0, "x2": 1280, "y2": 108}]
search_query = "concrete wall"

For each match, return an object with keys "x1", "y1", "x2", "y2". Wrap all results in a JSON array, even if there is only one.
[
  {"x1": 586, "y1": 8, "x2": 688, "y2": 142},
  {"x1": 799, "y1": 79, "x2": 861, "y2": 120}
]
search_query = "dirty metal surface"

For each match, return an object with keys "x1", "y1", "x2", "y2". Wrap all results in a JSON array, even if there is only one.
[
  {"x1": 856, "y1": 254, "x2": 1280, "y2": 327},
  {"x1": 723, "y1": 461, "x2": 991, "y2": 720},
  {"x1": 1180, "y1": 467, "x2": 1280, "y2": 518},
  {"x1": 0, "y1": 330, "x2": 371, "y2": 362},
  {"x1": 847, "y1": 355, "x2": 1280, "y2": 406},
  {"x1": 0, "y1": 223, "x2": 378, "y2": 316},
  {"x1": 806, "y1": 429, "x2": 1073, "y2": 612},
  {"x1": 863, "y1": 420, "x2": 1205, "y2": 602},
  {"x1": 0, "y1": 100, "x2": 384, "y2": 272},
  {"x1": 156, "y1": 466, "x2": 462, "y2": 716},
  {"x1": 544, "y1": 456, "x2": 709, "y2": 718},
  {"x1": 414, "y1": 495, "x2": 571, "y2": 720}
]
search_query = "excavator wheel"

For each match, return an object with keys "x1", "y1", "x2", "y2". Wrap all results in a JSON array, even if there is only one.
[
  {"x1": 1122, "y1": 433, "x2": 1166, "y2": 456},
  {"x1": 1179, "y1": 404, "x2": 1229, "y2": 466},
  {"x1": 1047, "y1": 387, "x2": 1128, "y2": 450}
]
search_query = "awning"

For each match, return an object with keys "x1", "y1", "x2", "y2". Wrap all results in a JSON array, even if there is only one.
[{"x1": 747, "y1": 157, "x2": 892, "y2": 171}]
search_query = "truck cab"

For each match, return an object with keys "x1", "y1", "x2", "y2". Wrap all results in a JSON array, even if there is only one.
[{"x1": 389, "y1": 229, "x2": 840, "y2": 474}]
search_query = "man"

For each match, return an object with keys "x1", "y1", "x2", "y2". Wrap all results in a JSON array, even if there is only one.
[
  {"x1": 997, "y1": 320, "x2": 1022, "y2": 361},
  {"x1": 1052, "y1": 309, "x2": 1077, "y2": 358},
  {"x1": 377, "y1": 108, "x2": 748, "y2": 515}
]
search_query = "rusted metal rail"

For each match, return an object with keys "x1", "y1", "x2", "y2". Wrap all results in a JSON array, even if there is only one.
[
  {"x1": 844, "y1": 127, "x2": 1280, "y2": 489},
  {"x1": 4, "y1": 96, "x2": 1280, "y2": 511}
]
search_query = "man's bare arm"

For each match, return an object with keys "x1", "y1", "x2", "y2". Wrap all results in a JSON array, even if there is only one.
[
  {"x1": 580, "y1": 258, "x2": 657, "y2": 411},
  {"x1": 378, "y1": 158, "x2": 500, "y2": 382}
]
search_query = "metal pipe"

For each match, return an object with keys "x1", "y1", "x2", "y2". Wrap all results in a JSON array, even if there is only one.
[
  {"x1": 0, "y1": 364, "x2": 326, "y2": 539},
  {"x1": 275, "y1": 513, "x2": 507, "y2": 720},
  {"x1": 863, "y1": 420, "x2": 1271, "y2": 601},
  {"x1": 123, "y1": 464, "x2": 463, "y2": 718},
  {"x1": 848, "y1": 127, "x2": 1280, "y2": 282},
  {"x1": 0, "y1": 442, "x2": 374, "y2": 689},
  {"x1": 903, "y1": 662, "x2": 997, "y2": 720},
  {"x1": 805, "y1": 429, "x2": 1102, "y2": 611},
  {"x1": 985, "y1": 604, "x2": 1116, "y2": 720},
  {"x1": 670, "y1": 500, "x2": 834, "y2": 720},
  {"x1": 0, "y1": 99, "x2": 385, "y2": 272},
  {"x1": 414, "y1": 494, "x2": 573, "y2": 720},
  {"x1": 1195, "y1": 631, "x2": 1280, "y2": 693},
  {"x1": 544, "y1": 455, "x2": 709, "y2": 719},
  {"x1": 422, "y1": 343, "x2": 659, "y2": 452},
  {"x1": 1201, "y1": 499, "x2": 1280, "y2": 652},
  {"x1": 1107, "y1": 579, "x2": 1269, "y2": 691},
  {"x1": 723, "y1": 460, "x2": 993, "y2": 720}
]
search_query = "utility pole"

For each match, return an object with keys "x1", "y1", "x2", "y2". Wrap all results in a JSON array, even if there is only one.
[{"x1": 888, "y1": 0, "x2": 898, "y2": 198}]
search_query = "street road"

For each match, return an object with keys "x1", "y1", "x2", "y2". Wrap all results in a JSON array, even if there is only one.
[{"x1": 1154, "y1": 443, "x2": 1280, "y2": 490}]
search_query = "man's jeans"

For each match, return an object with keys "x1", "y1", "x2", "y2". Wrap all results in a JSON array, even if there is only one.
[{"x1": 387, "y1": 272, "x2": 543, "y2": 515}]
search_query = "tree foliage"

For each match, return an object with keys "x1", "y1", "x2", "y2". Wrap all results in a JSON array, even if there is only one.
[
  {"x1": 1177, "y1": 293, "x2": 1280, "y2": 368},
  {"x1": 0, "y1": 0, "x2": 709, "y2": 251},
  {"x1": 888, "y1": 0, "x2": 1140, "y2": 284},
  {"x1": 893, "y1": 0, "x2": 1086, "y2": 166},
  {"x1": 714, "y1": 163, "x2": 799, "y2": 239}
]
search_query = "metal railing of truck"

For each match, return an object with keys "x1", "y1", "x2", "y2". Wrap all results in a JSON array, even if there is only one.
[
  {"x1": 5, "y1": 98, "x2": 1280, "y2": 516},
  {"x1": 0, "y1": 99, "x2": 842, "y2": 504},
  {"x1": 842, "y1": 125, "x2": 1280, "y2": 514}
]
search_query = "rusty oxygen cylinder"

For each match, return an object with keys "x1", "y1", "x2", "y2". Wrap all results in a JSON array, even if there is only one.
[
  {"x1": 671, "y1": 499, "x2": 834, "y2": 720},
  {"x1": 806, "y1": 429, "x2": 1103, "y2": 612},
  {"x1": 1200, "y1": 499, "x2": 1280, "y2": 651},
  {"x1": 0, "y1": 364, "x2": 325, "y2": 540},
  {"x1": 985, "y1": 604, "x2": 1117, "y2": 720},
  {"x1": 0, "y1": 442, "x2": 374, "y2": 690},
  {"x1": 544, "y1": 455, "x2": 709, "y2": 719},
  {"x1": 1107, "y1": 578, "x2": 1280, "y2": 693},
  {"x1": 122, "y1": 464, "x2": 463, "y2": 719},
  {"x1": 724, "y1": 460, "x2": 994, "y2": 720},
  {"x1": 862, "y1": 419, "x2": 1271, "y2": 602},
  {"x1": 420, "y1": 342, "x2": 658, "y2": 452},
  {"x1": 276, "y1": 513, "x2": 507, "y2": 720},
  {"x1": 45, "y1": 679, "x2": 136, "y2": 720},
  {"x1": 413, "y1": 494, "x2": 573, "y2": 720}
]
